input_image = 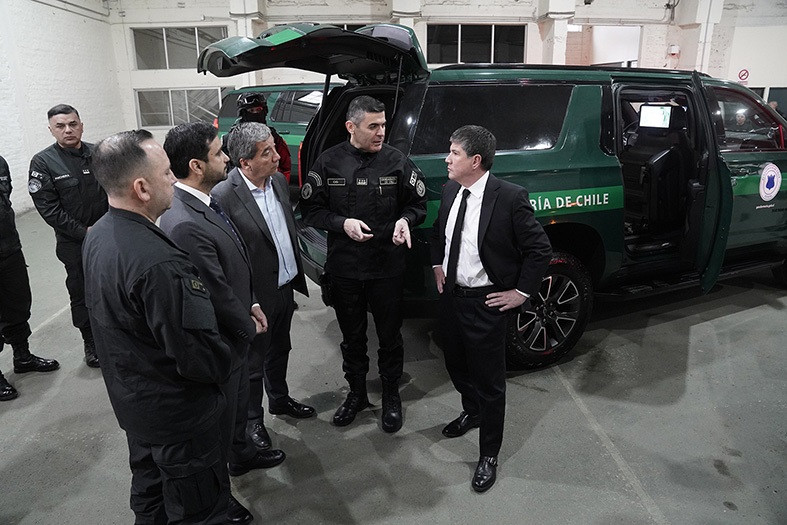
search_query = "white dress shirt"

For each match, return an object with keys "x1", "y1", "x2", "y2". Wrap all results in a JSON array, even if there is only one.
[
  {"x1": 239, "y1": 172, "x2": 298, "y2": 287},
  {"x1": 175, "y1": 181, "x2": 210, "y2": 206},
  {"x1": 442, "y1": 172, "x2": 492, "y2": 288}
]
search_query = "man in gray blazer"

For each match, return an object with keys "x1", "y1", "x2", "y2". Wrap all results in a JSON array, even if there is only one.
[
  {"x1": 159, "y1": 122, "x2": 286, "y2": 524},
  {"x1": 214, "y1": 122, "x2": 314, "y2": 452}
]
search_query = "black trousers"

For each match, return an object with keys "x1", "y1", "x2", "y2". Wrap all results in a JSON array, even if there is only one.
[
  {"x1": 440, "y1": 290, "x2": 508, "y2": 457},
  {"x1": 0, "y1": 249, "x2": 32, "y2": 349},
  {"x1": 55, "y1": 238, "x2": 91, "y2": 335},
  {"x1": 248, "y1": 282, "x2": 295, "y2": 420},
  {"x1": 220, "y1": 357, "x2": 257, "y2": 465},
  {"x1": 331, "y1": 275, "x2": 404, "y2": 382},
  {"x1": 126, "y1": 422, "x2": 228, "y2": 525}
]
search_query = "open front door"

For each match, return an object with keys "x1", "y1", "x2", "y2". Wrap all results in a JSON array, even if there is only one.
[{"x1": 685, "y1": 71, "x2": 733, "y2": 293}]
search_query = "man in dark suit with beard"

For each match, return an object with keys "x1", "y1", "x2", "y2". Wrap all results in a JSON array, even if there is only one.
[
  {"x1": 431, "y1": 125, "x2": 552, "y2": 493},
  {"x1": 213, "y1": 122, "x2": 314, "y2": 452},
  {"x1": 159, "y1": 122, "x2": 285, "y2": 524}
]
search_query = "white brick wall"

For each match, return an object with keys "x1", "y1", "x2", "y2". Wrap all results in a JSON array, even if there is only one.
[{"x1": 0, "y1": 1, "x2": 124, "y2": 214}]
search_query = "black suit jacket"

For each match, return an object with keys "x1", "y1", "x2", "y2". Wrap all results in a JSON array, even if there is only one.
[
  {"x1": 430, "y1": 174, "x2": 552, "y2": 297},
  {"x1": 212, "y1": 168, "x2": 308, "y2": 313},
  {"x1": 160, "y1": 186, "x2": 257, "y2": 365}
]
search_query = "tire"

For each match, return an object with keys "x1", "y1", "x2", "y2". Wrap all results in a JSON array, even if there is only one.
[{"x1": 506, "y1": 252, "x2": 594, "y2": 369}]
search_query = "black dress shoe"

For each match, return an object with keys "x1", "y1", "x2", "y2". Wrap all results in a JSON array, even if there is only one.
[
  {"x1": 333, "y1": 391, "x2": 371, "y2": 427},
  {"x1": 0, "y1": 374, "x2": 19, "y2": 401},
  {"x1": 269, "y1": 397, "x2": 316, "y2": 419},
  {"x1": 13, "y1": 355, "x2": 60, "y2": 374},
  {"x1": 226, "y1": 495, "x2": 253, "y2": 524},
  {"x1": 228, "y1": 449, "x2": 286, "y2": 476},
  {"x1": 442, "y1": 411, "x2": 480, "y2": 438},
  {"x1": 247, "y1": 421, "x2": 271, "y2": 451},
  {"x1": 471, "y1": 456, "x2": 498, "y2": 493}
]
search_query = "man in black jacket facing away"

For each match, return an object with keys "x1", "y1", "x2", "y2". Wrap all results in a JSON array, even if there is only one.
[
  {"x1": 28, "y1": 104, "x2": 107, "y2": 367},
  {"x1": 83, "y1": 130, "x2": 232, "y2": 523},
  {"x1": 0, "y1": 155, "x2": 59, "y2": 401}
]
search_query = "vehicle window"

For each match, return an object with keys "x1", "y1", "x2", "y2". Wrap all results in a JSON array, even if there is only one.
[
  {"x1": 616, "y1": 89, "x2": 693, "y2": 151},
  {"x1": 708, "y1": 87, "x2": 784, "y2": 152},
  {"x1": 218, "y1": 93, "x2": 241, "y2": 119},
  {"x1": 411, "y1": 84, "x2": 573, "y2": 154},
  {"x1": 270, "y1": 90, "x2": 324, "y2": 124}
]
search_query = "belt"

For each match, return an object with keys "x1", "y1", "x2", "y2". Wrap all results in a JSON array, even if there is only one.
[{"x1": 452, "y1": 284, "x2": 498, "y2": 298}]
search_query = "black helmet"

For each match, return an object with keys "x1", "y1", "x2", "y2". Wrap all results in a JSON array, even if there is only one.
[{"x1": 237, "y1": 92, "x2": 267, "y2": 112}]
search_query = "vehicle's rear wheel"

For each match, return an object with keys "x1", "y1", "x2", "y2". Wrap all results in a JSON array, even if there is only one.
[{"x1": 506, "y1": 252, "x2": 593, "y2": 369}]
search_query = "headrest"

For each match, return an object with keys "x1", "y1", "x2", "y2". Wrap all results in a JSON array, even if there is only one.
[{"x1": 669, "y1": 106, "x2": 687, "y2": 131}]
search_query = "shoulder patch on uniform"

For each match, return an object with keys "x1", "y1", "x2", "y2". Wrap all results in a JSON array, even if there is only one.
[
  {"x1": 409, "y1": 171, "x2": 417, "y2": 187},
  {"x1": 380, "y1": 176, "x2": 397, "y2": 186},
  {"x1": 185, "y1": 277, "x2": 208, "y2": 296},
  {"x1": 28, "y1": 179, "x2": 42, "y2": 193},
  {"x1": 301, "y1": 182, "x2": 313, "y2": 200},
  {"x1": 30, "y1": 170, "x2": 44, "y2": 180},
  {"x1": 416, "y1": 179, "x2": 426, "y2": 197},
  {"x1": 307, "y1": 170, "x2": 322, "y2": 187}
]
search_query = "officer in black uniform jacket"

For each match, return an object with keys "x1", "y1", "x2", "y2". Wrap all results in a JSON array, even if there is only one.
[
  {"x1": 28, "y1": 104, "x2": 107, "y2": 367},
  {"x1": 0, "y1": 155, "x2": 59, "y2": 401},
  {"x1": 83, "y1": 130, "x2": 233, "y2": 524},
  {"x1": 300, "y1": 95, "x2": 427, "y2": 433}
]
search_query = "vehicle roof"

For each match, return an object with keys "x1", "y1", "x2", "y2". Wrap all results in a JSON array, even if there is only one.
[{"x1": 429, "y1": 64, "x2": 714, "y2": 84}]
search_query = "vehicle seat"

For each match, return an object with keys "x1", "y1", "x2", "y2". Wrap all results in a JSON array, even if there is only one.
[{"x1": 621, "y1": 106, "x2": 690, "y2": 234}]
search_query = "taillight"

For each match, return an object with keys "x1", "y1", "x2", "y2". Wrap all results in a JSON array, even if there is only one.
[{"x1": 298, "y1": 142, "x2": 304, "y2": 187}]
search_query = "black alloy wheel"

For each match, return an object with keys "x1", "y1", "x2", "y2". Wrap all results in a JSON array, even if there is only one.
[{"x1": 506, "y1": 252, "x2": 593, "y2": 369}]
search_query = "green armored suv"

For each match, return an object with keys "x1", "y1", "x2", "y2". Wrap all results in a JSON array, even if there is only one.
[{"x1": 199, "y1": 23, "x2": 787, "y2": 368}]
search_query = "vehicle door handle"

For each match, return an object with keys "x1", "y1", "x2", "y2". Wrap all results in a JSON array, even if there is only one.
[
  {"x1": 729, "y1": 167, "x2": 750, "y2": 177},
  {"x1": 278, "y1": 130, "x2": 290, "y2": 134}
]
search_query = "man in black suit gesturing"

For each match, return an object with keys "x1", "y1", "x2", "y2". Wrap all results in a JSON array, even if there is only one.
[
  {"x1": 431, "y1": 125, "x2": 552, "y2": 493},
  {"x1": 213, "y1": 122, "x2": 314, "y2": 451},
  {"x1": 160, "y1": 122, "x2": 285, "y2": 524}
]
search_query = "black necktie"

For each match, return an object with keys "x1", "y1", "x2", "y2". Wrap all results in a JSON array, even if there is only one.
[
  {"x1": 209, "y1": 197, "x2": 243, "y2": 248},
  {"x1": 445, "y1": 188, "x2": 470, "y2": 293}
]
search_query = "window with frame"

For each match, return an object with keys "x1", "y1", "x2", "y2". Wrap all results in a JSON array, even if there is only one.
[
  {"x1": 136, "y1": 88, "x2": 234, "y2": 127},
  {"x1": 133, "y1": 26, "x2": 228, "y2": 70},
  {"x1": 426, "y1": 24, "x2": 525, "y2": 64},
  {"x1": 411, "y1": 84, "x2": 573, "y2": 155},
  {"x1": 708, "y1": 87, "x2": 785, "y2": 152}
]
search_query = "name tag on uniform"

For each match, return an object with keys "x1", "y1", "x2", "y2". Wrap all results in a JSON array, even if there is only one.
[
  {"x1": 380, "y1": 176, "x2": 397, "y2": 186},
  {"x1": 54, "y1": 174, "x2": 71, "y2": 181},
  {"x1": 356, "y1": 178, "x2": 368, "y2": 186},
  {"x1": 327, "y1": 178, "x2": 346, "y2": 186}
]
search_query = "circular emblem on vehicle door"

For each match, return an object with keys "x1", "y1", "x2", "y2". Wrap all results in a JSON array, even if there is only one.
[
  {"x1": 301, "y1": 182, "x2": 313, "y2": 200},
  {"x1": 416, "y1": 179, "x2": 426, "y2": 197},
  {"x1": 758, "y1": 162, "x2": 782, "y2": 202},
  {"x1": 28, "y1": 179, "x2": 42, "y2": 193}
]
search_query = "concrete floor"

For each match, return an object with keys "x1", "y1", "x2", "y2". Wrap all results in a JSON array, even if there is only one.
[{"x1": 0, "y1": 209, "x2": 785, "y2": 525}]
